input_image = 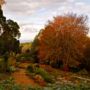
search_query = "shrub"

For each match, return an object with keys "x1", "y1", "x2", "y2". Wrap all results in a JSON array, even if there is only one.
[
  {"x1": 0, "y1": 78, "x2": 23, "y2": 90},
  {"x1": 16, "y1": 53, "x2": 31, "y2": 62},
  {"x1": 27, "y1": 64, "x2": 54, "y2": 83},
  {"x1": 6, "y1": 66, "x2": 16, "y2": 73},
  {"x1": 27, "y1": 64, "x2": 35, "y2": 73},
  {"x1": 34, "y1": 68, "x2": 54, "y2": 83}
]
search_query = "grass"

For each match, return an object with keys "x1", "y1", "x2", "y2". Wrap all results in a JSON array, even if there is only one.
[{"x1": 0, "y1": 78, "x2": 90, "y2": 90}]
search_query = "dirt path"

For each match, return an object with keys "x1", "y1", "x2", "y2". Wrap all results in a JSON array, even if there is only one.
[
  {"x1": 12, "y1": 69, "x2": 37, "y2": 86},
  {"x1": 11, "y1": 63, "x2": 37, "y2": 86}
]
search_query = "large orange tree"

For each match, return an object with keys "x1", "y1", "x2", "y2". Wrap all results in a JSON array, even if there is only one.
[{"x1": 38, "y1": 14, "x2": 89, "y2": 70}]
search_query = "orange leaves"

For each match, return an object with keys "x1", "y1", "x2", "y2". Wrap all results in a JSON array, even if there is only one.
[
  {"x1": 0, "y1": 0, "x2": 5, "y2": 6},
  {"x1": 38, "y1": 13, "x2": 89, "y2": 68}
]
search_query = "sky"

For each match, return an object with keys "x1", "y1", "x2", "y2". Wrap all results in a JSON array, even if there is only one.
[{"x1": 2, "y1": 0, "x2": 90, "y2": 42}]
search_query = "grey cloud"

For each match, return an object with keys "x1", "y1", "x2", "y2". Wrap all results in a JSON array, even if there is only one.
[
  {"x1": 21, "y1": 26, "x2": 39, "y2": 33},
  {"x1": 3, "y1": 0, "x2": 90, "y2": 42},
  {"x1": 20, "y1": 23, "x2": 44, "y2": 33},
  {"x1": 4, "y1": 0, "x2": 71, "y2": 15}
]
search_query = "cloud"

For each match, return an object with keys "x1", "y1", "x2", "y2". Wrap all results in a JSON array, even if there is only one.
[
  {"x1": 3, "y1": 0, "x2": 90, "y2": 22},
  {"x1": 4, "y1": 0, "x2": 73, "y2": 15},
  {"x1": 2, "y1": 0, "x2": 90, "y2": 42},
  {"x1": 20, "y1": 24, "x2": 44, "y2": 33},
  {"x1": 19, "y1": 23, "x2": 44, "y2": 42}
]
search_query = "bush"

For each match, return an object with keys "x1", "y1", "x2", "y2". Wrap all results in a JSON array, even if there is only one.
[
  {"x1": 6, "y1": 66, "x2": 16, "y2": 73},
  {"x1": 16, "y1": 53, "x2": 31, "y2": 62},
  {"x1": 34, "y1": 68, "x2": 54, "y2": 83},
  {"x1": 27, "y1": 64, "x2": 35, "y2": 73},
  {"x1": 27, "y1": 64, "x2": 54, "y2": 83},
  {"x1": 0, "y1": 78, "x2": 23, "y2": 90}
]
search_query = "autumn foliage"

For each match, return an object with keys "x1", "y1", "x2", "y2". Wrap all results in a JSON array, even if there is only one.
[{"x1": 38, "y1": 14, "x2": 89, "y2": 70}]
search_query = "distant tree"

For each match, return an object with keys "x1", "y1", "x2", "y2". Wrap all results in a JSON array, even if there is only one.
[
  {"x1": 38, "y1": 13, "x2": 89, "y2": 70},
  {"x1": 30, "y1": 31, "x2": 42, "y2": 63}
]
